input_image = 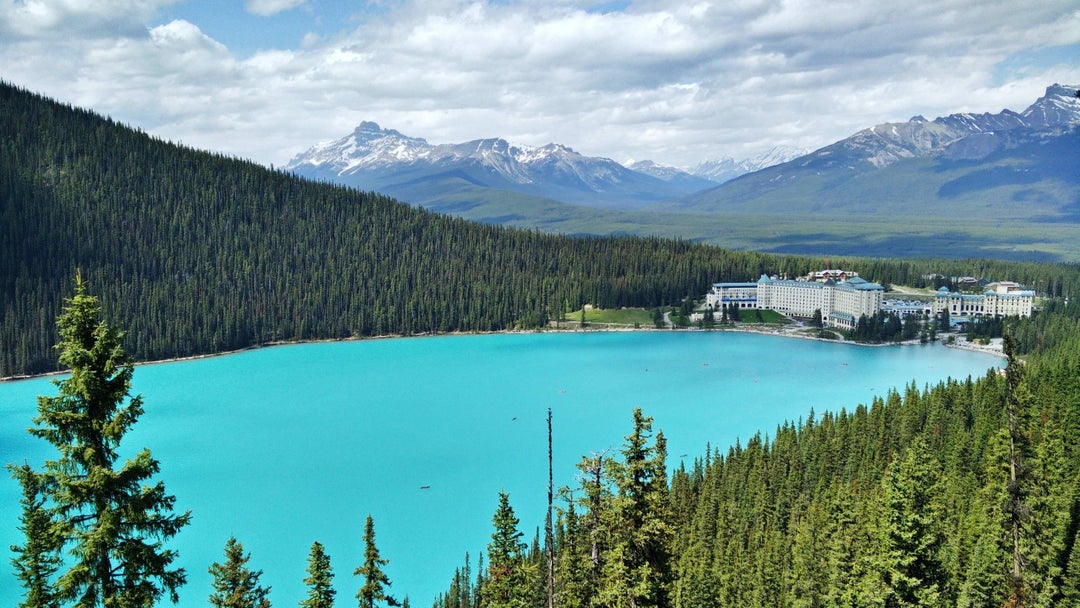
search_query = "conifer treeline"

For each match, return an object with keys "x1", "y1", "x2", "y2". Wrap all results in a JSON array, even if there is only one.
[
  {"x1": 436, "y1": 329, "x2": 1080, "y2": 607},
  {"x1": 4, "y1": 82, "x2": 1080, "y2": 377}
]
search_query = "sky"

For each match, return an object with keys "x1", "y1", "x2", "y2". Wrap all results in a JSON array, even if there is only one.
[{"x1": 1, "y1": 0, "x2": 1079, "y2": 170}]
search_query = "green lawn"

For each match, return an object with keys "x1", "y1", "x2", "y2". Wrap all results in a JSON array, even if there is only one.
[{"x1": 560, "y1": 307, "x2": 656, "y2": 328}]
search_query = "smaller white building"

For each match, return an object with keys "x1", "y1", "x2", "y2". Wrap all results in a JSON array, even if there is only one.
[
  {"x1": 806, "y1": 269, "x2": 859, "y2": 282},
  {"x1": 705, "y1": 282, "x2": 758, "y2": 310},
  {"x1": 932, "y1": 282, "x2": 1034, "y2": 318}
]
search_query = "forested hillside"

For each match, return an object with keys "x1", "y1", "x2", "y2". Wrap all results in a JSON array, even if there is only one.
[
  {"x1": 0, "y1": 82, "x2": 771, "y2": 377},
  {"x1": 3, "y1": 81, "x2": 1080, "y2": 379}
]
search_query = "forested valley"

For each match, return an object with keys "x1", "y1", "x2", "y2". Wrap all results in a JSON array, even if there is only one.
[
  {"x1": 6, "y1": 82, "x2": 1080, "y2": 608},
  {"x1": 2, "y1": 80, "x2": 1079, "y2": 377}
]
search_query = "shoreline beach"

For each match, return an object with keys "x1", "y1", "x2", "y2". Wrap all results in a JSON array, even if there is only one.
[{"x1": 1, "y1": 319, "x2": 1005, "y2": 383}]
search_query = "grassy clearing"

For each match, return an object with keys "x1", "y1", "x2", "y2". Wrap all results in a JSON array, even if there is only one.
[
  {"x1": 561, "y1": 307, "x2": 656, "y2": 328},
  {"x1": 751, "y1": 309, "x2": 790, "y2": 325}
]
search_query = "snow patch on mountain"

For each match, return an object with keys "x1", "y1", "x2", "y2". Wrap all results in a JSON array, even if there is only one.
[
  {"x1": 285, "y1": 122, "x2": 641, "y2": 190},
  {"x1": 689, "y1": 146, "x2": 809, "y2": 183},
  {"x1": 810, "y1": 83, "x2": 1080, "y2": 169}
]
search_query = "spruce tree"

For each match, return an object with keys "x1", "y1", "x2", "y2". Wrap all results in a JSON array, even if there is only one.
[
  {"x1": 600, "y1": 408, "x2": 673, "y2": 608},
  {"x1": 9, "y1": 464, "x2": 62, "y2": 608},
  {"x1": 356, "y1": 515, "x2": 398, "y2": 608},
  {"x1": 20, "y1": 276, "x2": 190, "y2": 606},
  {"x1": 301, "y1": 541, "x2": 336, "y2": 608},
  {"x1": 1002, "y1": 335, "x2": 1035, "y2": 606},
  {"x1": 481, "y1": 492, "x2": 528, "y2": 608},
  {"x1": 877, "y1": 436, "x2": 945, "y2": 607},
  {"x1": 208, "y1": 537, "x2": 271, "y2": 608}
]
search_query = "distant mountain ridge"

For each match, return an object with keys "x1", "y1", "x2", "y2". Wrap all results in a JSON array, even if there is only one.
[
  {"x1": 689, "y1": 146, "x2": 809, "y2": 183},
  {"x1": 675, "y1": 83, "x2": 1080, "y2": 216},
  {"x1": 286, "y1": 123, "x2": 802, "y2": 210},
  {"x1": 797, "y1": 83, "x2": 1079, "y2": 171},
  {"x1": 287, "y1": 122, "x2": 705, "y2": 209},
  {"x1": 286, "y1": 84, "x2": 1080, "y2": 261}
]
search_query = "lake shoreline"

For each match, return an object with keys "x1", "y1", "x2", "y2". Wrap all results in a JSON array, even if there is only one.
[{"x1": 0, "y1": 322, "x2": 1004, "y2": 383}]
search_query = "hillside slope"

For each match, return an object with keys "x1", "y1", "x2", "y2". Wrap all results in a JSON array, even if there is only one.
[{"x1": 0, "y1": 82, "x2": 787, "y2": 377}]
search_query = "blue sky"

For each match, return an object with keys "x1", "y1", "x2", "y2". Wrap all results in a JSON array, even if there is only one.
[{"x1": 1, "y1": 0, "x2": 1078, "y2": 168}]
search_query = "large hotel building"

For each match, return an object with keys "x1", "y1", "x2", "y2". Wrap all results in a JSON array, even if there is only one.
[
  {"x1": 706, "y1": 272, "x2": 884, "y2": 331},
  {"x1": 707, "y1": 272, "x2": 1034, "y2": 330}
]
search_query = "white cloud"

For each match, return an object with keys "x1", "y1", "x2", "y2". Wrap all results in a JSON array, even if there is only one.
[
  {"x1": 1, "y1": 0, "x2": 1079, "y2": 169},
  {"x1": 244, "y1": 0, "x2": 307, "y2": 17},
  {"x1": 0, "y1": 0, "x2": 177, "y2": 38}
]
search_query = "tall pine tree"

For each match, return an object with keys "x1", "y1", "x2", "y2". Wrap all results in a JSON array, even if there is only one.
[
  {"x1": 1002, "y1": 336, "x2": 1035, "y2": 607},
  {"x1": 19, "y1": 275, "x2": 190, "y2": 606},
  {"x1": 208, "y1": 537, "x2": 271, "y2": 608},
  {"x1": 876, "y1": 436, "x2": 945, "y2": 607},
  {"x1": 600, "y1": 408, "x2": 673, "y2": 608},
  {"x1": 481, "y1": 492, "x2": 530, "y2": 608},
  {"x1": 301, "y1": 541, "x2": 336, "y2": 608},
  {"x1": 356, "y1": 515, "x2": 399, "y2": 608}
]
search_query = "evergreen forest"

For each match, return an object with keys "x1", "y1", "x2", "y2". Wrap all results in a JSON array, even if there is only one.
[
  {"x1": 434, "y1": 321, "x2": 1080, "y2": 607},
  {"x1": 6, "y1": 83, "x2": 1080, "y2": 608}
]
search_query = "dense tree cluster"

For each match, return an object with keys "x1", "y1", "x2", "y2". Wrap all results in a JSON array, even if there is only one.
[
  {"x1": 0, "y1": 82, "x2": 782, "y2": 377},
  {"x1": 433, "y1": 314, "x2": 1080, "y2": 608}
]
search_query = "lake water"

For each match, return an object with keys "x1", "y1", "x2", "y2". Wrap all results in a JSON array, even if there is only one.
[{"x1": 0, "y1": 331, "x2": 1000, "y2": 606}]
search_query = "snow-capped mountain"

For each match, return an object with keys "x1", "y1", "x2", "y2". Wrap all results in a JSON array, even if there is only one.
[
  {"x1": 689, "y1": 146, "x2": 809, "y2": 184},
  {"x1": 288, "y1": 84, "x2": 1079, "y2": 222},
  {"x1": 676, "y1": 83, "x2": 1080, "y2": 218},
  {"x1": 803, "y1": 83, "x2": 1080, "y2": 169},
  {"x1": 286, "y1": 123, "x2": 701, "y2": 209},
  {"x1": 626, "y1": 160, "x2": 717, "y2": 191}
]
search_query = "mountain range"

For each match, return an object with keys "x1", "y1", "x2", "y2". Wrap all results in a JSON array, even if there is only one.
[
  {"x1": 288, "y1": 84, "x2": 1080, "y2": 261},
  {"x1": 678, "y1": 83, "x2": 1080, "y2": 210},
  {"x1": 285, "y1": 123, "x2": 803, "y2": 211}
]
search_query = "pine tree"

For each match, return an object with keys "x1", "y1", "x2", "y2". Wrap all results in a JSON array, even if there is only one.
[
  {"x1": 301, "y1": 541, "x2": 336, "y2": 608},
  {"x1": 481, "y1": 492, "x2": 528, "y2": 608},
  {"x1": 1002, "y1": 335, "x2": 1035, "y2": 607},
  {"x1": 21, "y1": 275, "x2": 190, "y2": 606},
  {"x1": 554, "y1": 501, "x2": 592, "y2": 608},
  {"x1": 789, "y1": 502, "x2": 826, "y2": 608},
  {"x1": 8, "y1": 464, "x2": 62, "y2": 608},
  {"x1": 957, "y1": 519, "x2": 1008, "y2": 608},
  {"x1": 208, "y1": 537, "x2": 271, "y2": 608},
  {"x1": 356, "y1": 515, "x2": 398, "y2": 608},
  {"x1": 876, "y1": 436, "x2": 945, "y2": 607},
  {"x1": 600, "y1": 408, "x2": 673, "y2": 608}
]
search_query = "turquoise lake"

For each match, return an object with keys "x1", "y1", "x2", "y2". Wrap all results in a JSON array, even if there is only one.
[{"x1": 0, "y1": 331, "x2": 1001, "y2": 606}]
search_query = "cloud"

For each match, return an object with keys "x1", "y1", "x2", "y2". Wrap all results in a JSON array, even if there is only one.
[
  {"x1": 0, "y1": 0, "x2": 177, "y2": 38},
  {"x1": 1, "y1": 0, "x2": 1079, "y2": 169},
  {"x1": 244, "y1": 0, "x2": 307, "y2": 17}
]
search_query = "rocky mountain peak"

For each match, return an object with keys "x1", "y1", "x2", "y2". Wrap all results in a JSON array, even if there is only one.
[{"x1": 1021, "y1": 83, "x2": 1080, "y2": 128}]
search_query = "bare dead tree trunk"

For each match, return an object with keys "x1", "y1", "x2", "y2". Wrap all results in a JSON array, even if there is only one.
[{"x1": 547, "y1": 407, "x2": 555, "y2": 608}]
